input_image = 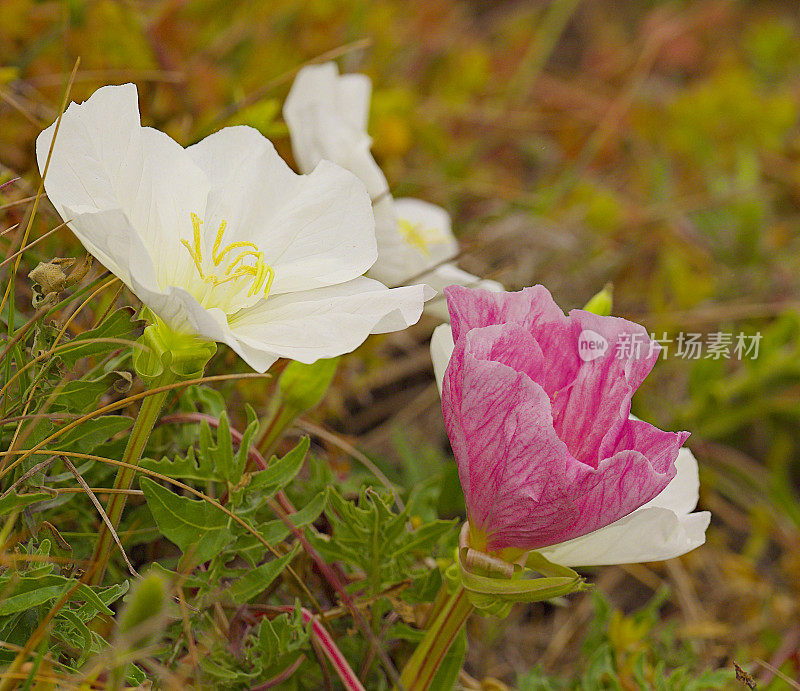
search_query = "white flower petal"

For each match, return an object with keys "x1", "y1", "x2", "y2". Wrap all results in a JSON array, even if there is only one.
[
  {"x1": 39, "y1": 83, "x2": 430, "y2": 373},
  {"x1": 261, "y1": 159, "x2": 377, "y2": 294},
  {"x1": 284, "y1": 62, "x2": 389, "y2": 198},
  {"x1": 337, "y1": 73, "x2": 372, "y2": 133},
  {"x1": 188, "y1": 126, "x2": 377, "y2": 294},
  {"x1": 370, "y1": 198, "x2": 503, "y2": 320},
  {"x1": 228, "y1": 276, "x2": 431, "y2": 363},
  {"x1": 537, "y1": 507, "x2": 710, "y2": 567},
  {"x1": 430, "y1": 324, "x2": 455, "y2": 394},
  {"x1": 137, "y1": 128, "x2": 209, "y2": 282},
  {"x1": 185, "y1": 125, "x2": 296, "y2": 239},
  {"x1": 370, "y1": 198, "x2": 455, "y2": 285},
  {"x1": 37, "y1": 84, "x2": 208, "y2": 289},
  {"x1": 37, "y1": 84, "x2": 141, "y2": 216},
  {"x1": 640, "y1": 447, "x2": 701, "y2": 515},
  {"x1": 61, "y1": 205, "x2": 160, "y2": 292}
]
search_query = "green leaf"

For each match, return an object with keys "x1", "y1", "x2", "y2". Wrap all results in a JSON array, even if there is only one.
[
  {"x1": 56, "y1": 308, "x2": 140, "y2": 369},
  {"x1": 233, "y1": 490, "x2": 327, "y2": 565},
  {"x1": 26, "y1": 415, "x2": 132, "y2": 461},
  {"x1": 55, "y1": 608, "x2": 95, "y2": 662},
  {"x1": 255, "y1": 607, "x2": 310, "y2": 673},
  {"x1": 0, "y1": 491, "x2": 52, "y2": 517},
  {"x1": 248, "y1": 437, "x2": 310, "y2": 498},
  {"x1": 0, "y1": 573, "x2": 116, "y2": 617},
  {"x1": 19, "y1": 415, "x2": 131, "y2": 487},
  {"x1": 227, "y1": 545, "x2": 299, "y2": 604},
  {"x1": 140, "y1": 477, "x2": 233, "y2": 563},
  {"x1": 142, "y1": 408, "x2": 259, "y2": 487},
  {"x1": 141, "y1": 446, "x2": 224, "y2": 484},
  {"x1": 53, "y1": 372, "x2": 127, "y2": 413},
  {"x1": 222, "y1": 406, "x2": 259, "y2": 488},
  {"x1": 59, "y1": 415, "x2": 133, "y2": 452},
  {"x1": 309, "y1": 487, "x2": 456, "y2": 594},
  {"x1": 183, "y1": 384, "x2": 226, "y2": 419},
  {"x1": 208, "y1": 412, "x2": 234, "y2": 483},
  {"x1": 0, "y1": 584, "x2": 65, "y2": 615}
]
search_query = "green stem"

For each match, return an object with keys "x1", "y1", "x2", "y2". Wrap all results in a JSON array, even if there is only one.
[
  {"x1": 397, "y1": 585, "x2": 473, "y2": 691},
  {"x1": 85, "y1": 369, "x2": 176, "y2": 585}
]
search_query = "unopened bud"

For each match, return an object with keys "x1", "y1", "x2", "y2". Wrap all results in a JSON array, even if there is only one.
[{"x1": 582, "y1": 283, "x2": 614, "y2": 316}]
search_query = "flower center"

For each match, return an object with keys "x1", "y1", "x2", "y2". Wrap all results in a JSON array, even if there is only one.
[
  {"x1": 180, "y1": 213, "x2": 275, "y2": 306},
  {"x1": 398, "y1": 218, "x2": 447, "y2": 257}
]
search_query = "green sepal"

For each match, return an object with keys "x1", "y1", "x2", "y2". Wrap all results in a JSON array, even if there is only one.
[
  {"x1": 456, "y1": 544, "x2": 588, "y2": 618},
  {"x1": 133, "y1": 319, "x2": 216, "y2": 383}
]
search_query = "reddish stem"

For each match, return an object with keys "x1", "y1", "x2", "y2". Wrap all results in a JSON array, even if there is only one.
[{"x1": 253, "y1": 606, "x2": 365, "y2": 691}]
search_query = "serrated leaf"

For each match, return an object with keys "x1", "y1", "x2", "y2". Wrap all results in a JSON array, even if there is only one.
[
  {"x1": 311, "y1": 487, "x2": 457, "y2": 593},
  {"x1": 256, "y1": 607, "x2": 310, "y2": 671},
  {"x1": 74, "y1": 582, "x2": 129, "y2": 620},
  {"x1": 143, "y1": 409, "x2": 259, "y2": 487},
  {"x1": 207, "y1": 413, "x2": 234, "y2": 483},
  {"x1": 141, "y1": 445, "x2": 225, "y2": 483},
  {"x1": 54, "y1": 609, "x2": 95, "y2": 664},
  {"x1": 140, "y1": 477, "x2": 233, "y2": 563}
]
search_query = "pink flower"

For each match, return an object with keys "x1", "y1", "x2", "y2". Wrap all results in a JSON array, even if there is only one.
[{"x1": 433, "y1": 285, "x2": 706, "y2": 559}]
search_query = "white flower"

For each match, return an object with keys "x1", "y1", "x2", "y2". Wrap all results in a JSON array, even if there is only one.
[
  {"x1": 430, "y1": 323, "x2": 710, "y2": 566},
  {"x1": 283, "y1": 62, "x2": 502, "y2": 321},
  {"x1": 37, "y1": 84, "x2": 431, "y2": 373}
]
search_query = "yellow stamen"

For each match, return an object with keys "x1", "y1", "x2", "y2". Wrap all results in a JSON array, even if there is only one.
[
  {"x1": 211, "y1": 219, "x2": 260, "y2": 266},
  {"x1": 398, "y1": 218, "x2": 446, "y2": 257},
  {"x1": 180, "y1": 213, "x2": 276, "y2": 301},
  {"x1": 180, "y1": 212, "x2": 206, "y2": 278},
  {"x1": 225, "y1": 249, "x2": 264, "y2": 274}
]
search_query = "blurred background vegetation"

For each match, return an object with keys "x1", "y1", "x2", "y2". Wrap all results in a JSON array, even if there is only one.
[{"x1": 2, "y1": 0, "x2": 800, "y2": 687}]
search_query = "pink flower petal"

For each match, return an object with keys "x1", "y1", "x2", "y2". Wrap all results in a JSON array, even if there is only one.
[{"x1": 441, "y1": 285, "x2": 690, "y2": 553}]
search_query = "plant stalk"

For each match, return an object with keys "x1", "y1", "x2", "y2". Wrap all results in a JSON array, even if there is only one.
[
  {"x1": 85, "y1": 369, "x2": 175, "y2": 585},
  {"x1": 396, "y1": 585, "x2": 473, "y2": 691}
]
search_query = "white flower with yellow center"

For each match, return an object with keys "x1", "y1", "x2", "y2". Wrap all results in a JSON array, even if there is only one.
[
  {"x1": 283, "y1": 62, "x2": 502, "y2": 322},
  {"x1": 37, "y1": 83, "x2": 432, "y2": 372}
]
